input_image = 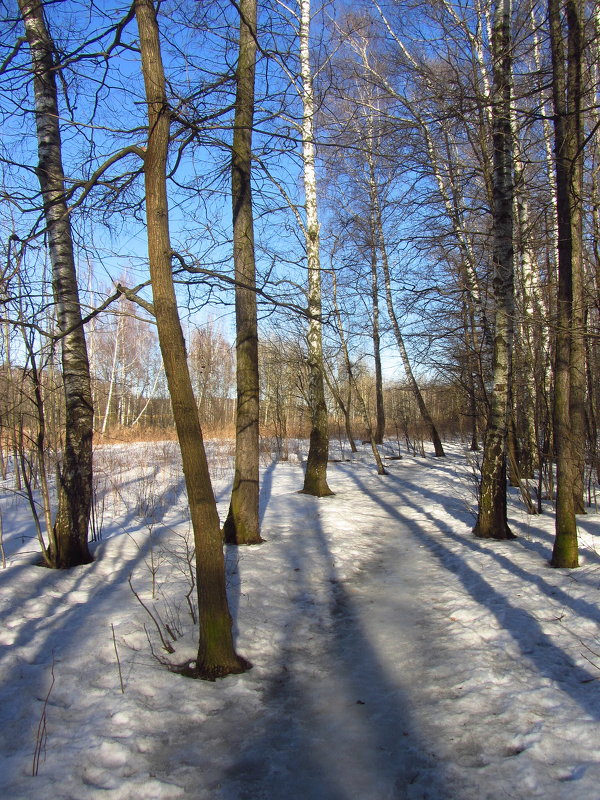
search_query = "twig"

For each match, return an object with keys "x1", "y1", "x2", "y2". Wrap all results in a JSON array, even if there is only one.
[
  {"x1": 32, "y1": 655, "x2": 55, "y2": 776},
  {"x1": 111, "y1": 623, "x2": 125, "y2": 694},
  {"x1": 142, "y1": 623, "x2": 172, "y2": 666},
  {"x1": 128, "y1": 573, "x2": 175, "y2": 653}
]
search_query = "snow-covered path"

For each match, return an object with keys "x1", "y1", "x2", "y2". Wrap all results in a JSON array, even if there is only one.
[
  {"x1": 1, "y1": 443, "x2": 600, "y2": 799},
  {"x1": 193, "y1": 518, "x2": 450, "y2": 800}
]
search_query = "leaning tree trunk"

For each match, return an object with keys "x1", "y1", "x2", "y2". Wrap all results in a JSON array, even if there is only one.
[
  {"x1": 376, "y1": 214, "x2": 446, "y2": 458},
  {"x1": 363, "y1": 128, "x2": 445, "y2": 457},
  {"x1": 473, "y1": 0, "x2": 516, "y2": 540},
  {"x1": 548, "y1": 0, "x2": 583, "y2": 567},
  {"x1": 299, "y1": 0, "x2": 332, "y2": 496},
  {"x1": 223, "y1": 0, "x2": 263, "y2": 545},
  {"x1": 19, "y1": 0, "x2": 93, "y2": 568},
  {"x1": 135, "y1": 0, "x2": 249, "y2": 677}
]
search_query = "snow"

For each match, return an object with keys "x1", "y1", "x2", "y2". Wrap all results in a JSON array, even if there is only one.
[{"x1": 1, "y1": 440, "x2": 600, "y2": 799}]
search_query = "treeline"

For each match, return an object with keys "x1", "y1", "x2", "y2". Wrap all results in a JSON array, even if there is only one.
[{"x1": 0, "y1": 315, "x2": 463, "y2": 454}]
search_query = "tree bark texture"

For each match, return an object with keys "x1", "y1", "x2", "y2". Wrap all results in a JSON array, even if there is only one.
[
  {"x1": 134, "y1": 0, "x2": 250, "y2": 676},
  {"x1": 564, "y1": 0, "x2": 586, "y2": 516},
  {"x1": 548, "y1": 0, "x2": 583, "y2": 567},
  {"x1": 19, "y1": 0, "x2": 94, "y2": 568},
  {"x1": 223, "y1": 0, "x2": 263, "y2": 545},
  {"x1": 299, "y1": 0, "x2": 333, "y2": 496},
  {"x1": 473, "y1": 0, "x2": 516, "y2": 540},
  {"x1": 512, "y1": 101, "x2": 548, "y2": 482}
]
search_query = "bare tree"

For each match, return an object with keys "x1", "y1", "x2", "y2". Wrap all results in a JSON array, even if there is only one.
[
  {"x1": 331, "y1": 272, "x2": 387, "y2": 473},
  {"x1": 18, "y1": 0, "x2": 94, "y2": 568},
  {"x1": 223, "y1": 0, "x2": 263, "y2": 545},
  {"x1": 548, "y1": 0, "x2": 585, "y2": 567},
  {"x1": 473, "y1": 0, "x2": 516, "y2": 539},
  {"x1": 134, "y1": 0, "x2": 250, "y2": 678},
  {"x1": 299, "y1": 0, "x2": 333, "y2": 496}
]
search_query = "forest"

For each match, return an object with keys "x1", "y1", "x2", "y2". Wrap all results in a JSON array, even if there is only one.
[{"x1": 1, "y1": 0, "x2": 600, "y2": 795}]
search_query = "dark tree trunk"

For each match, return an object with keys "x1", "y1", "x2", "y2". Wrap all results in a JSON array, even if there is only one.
[
  {"x1": 135, "y1": 0, "x2": 250, "y2": 677},
  {"x1": 565, "y1": 0, "x2": 586, "y2": 517},
  {"x1": 548, "y1": 0, "x2": 583, "y2": 567},
  {"x1": 223, "y1": 0, "x2": 263, "y2": 545},
  {"x1": 19, "y1": 0, "x2": 94, "y2": 568}
]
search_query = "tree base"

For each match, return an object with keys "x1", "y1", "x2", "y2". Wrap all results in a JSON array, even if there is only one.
[
  {"x1": 299, "y1": 487, "x2": 335, "y2": 498},
  {"x1": 223, "y1": 534, "x2": 265, "y2": 546},
  {"x1": 550, "y1": 556, "x2": 579, "y2": 569},
  {"x1": 174, "y1": 655, "x2": 252, "y2": 681},
  {"x1": 44, "y1": 550, "x2": 94, "y2": 570},
  {"x1": 222, "y1": 518, "x2": 264, "y2": 546},
  {"x1": 472, "y1": 523, "x2": 517, "y2": 541}
]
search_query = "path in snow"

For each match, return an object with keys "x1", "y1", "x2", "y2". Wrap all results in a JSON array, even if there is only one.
[{"x1": 146, "y1": 483, "x2": 447, "y2": 799}]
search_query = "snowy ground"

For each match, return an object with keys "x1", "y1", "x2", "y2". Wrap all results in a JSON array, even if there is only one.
[{"x1": 1, "y1": 439, "x2": 600, "y2": 799}]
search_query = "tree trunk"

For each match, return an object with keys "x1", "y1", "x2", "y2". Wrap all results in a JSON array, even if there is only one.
[
  {"x1": 512, "y1": 97, "x2": 547, "y2": 483},
  {"x1": 299, "y1": 0, "x2": 333, "y2": 497},
  {"x1": 134, "y1": 0, "x2": 250, "y2": 677},
  {"x1": 363, "y1": 137, "x2": 445, "y2": 458},
  {"x1": 101, "y1": 312, "x2": 123, "y2": 435},
  {"x1": 564, "y1": 0, "x2": 586, "y2": 517},
  {"x1": 223, "y1": 0, "x2": 263, "y2": 545},
  {"x1": 19, "y1": 0, "x2": 94, "y2": 568},
  {"x1": 548, "y1": 0, "x2": 583, "y2": 567},
  {"x1": 473, "y1": 0, "x2": 516, "y2": 540},
  {"x1": 370, "y1": 239, "x2": 385, "y2": 444}
]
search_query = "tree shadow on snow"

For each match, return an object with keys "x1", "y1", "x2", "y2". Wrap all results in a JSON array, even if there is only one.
[
  {"x1": 0, "y1": 521, "x2": 168, "y2": 790},
  {"x1": 386, "y1": 470, "x2": 600, "y2": 632},
  {"x1": 339, "y1": 465, "x2": 600, "y2": 723}
]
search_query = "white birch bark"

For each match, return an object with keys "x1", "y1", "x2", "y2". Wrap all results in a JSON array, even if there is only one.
[
  {"x1": 473, "y1": 0, "x2": 515, "y2": 539},
  {"x1": 299, "y1": 0, "x2": 332, "y2": 495},
  {"x1": 19, "y1": 0, "x2": 94, "y2": 567}
]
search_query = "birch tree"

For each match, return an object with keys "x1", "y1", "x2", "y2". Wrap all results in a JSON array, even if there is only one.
[
  {"x1": 331, "y1": 271, "x2": 387, "y2": 474},
  {"x1": 298, "y1": 0, "x2": 333, "y2": 496},
  {"x1": 18, "y1": 0, "x2": 94, "y2": 568},
  {"x1": 473, "y1": 0, "x2": 516, "y2": 539}
]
